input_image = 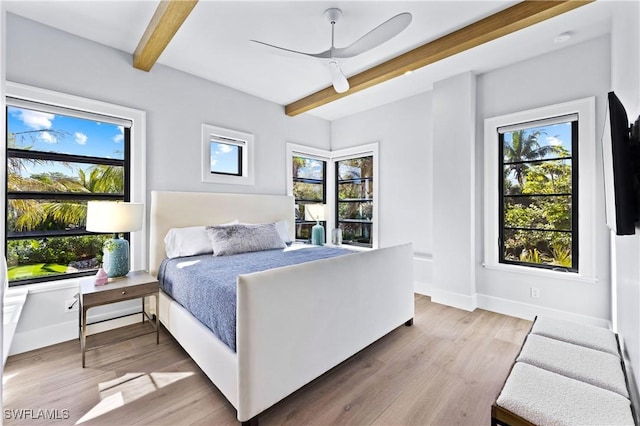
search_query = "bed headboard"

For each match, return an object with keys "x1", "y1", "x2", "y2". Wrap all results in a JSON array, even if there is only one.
[{"x1": 149, "y1": 191, "x2": 295, "y2": 276}]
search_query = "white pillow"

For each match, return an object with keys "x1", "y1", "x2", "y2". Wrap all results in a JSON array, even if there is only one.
[
  {"x1": 164, "y1": 220, "x2": 238, "y2": 258},
  {"x1": 275, "y1": 220, "x2": 292, "y2": 245}
]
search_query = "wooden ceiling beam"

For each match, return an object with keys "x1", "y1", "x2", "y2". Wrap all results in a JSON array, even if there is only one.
[
  {"x1": 133, "y1": 0, "x2": 198, "y2": 72},
  {"x1": 285, "y1": 0, "x2": 593, "y2": 117}
]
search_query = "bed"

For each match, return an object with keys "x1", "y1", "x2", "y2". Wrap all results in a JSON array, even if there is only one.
[{"x1": 149, "y1": 190, "x2": 414, "y2": 424}]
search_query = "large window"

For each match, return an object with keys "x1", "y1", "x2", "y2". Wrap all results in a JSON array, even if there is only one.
[
  {"x1": 499, "y1": 116, "x2": 578, "y2": 271},
  {"x1": 484, "y1": 97, "x2": 596, "y2": 280},
  {"x1": 6, "y1": 99, "x2": 131, "y2": 285},
  {"x1": 292, "y1": 155, "x2": 326, "y2": 241},
  {"x1": 336, "y1": 155, "x2": 374, "y2": 247}
]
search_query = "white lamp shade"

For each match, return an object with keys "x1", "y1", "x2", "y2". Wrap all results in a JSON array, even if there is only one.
[
  {"x1": 304, "y1": 204, "x2": 326, "y2": 222},
  {"x1": 86, "y1": 201, "x2": 144, "y2": 233}
]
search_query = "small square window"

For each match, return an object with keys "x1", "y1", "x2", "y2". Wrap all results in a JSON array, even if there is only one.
[{"x1": 202, "y1": 124, "x2": 254, "y2": 185}]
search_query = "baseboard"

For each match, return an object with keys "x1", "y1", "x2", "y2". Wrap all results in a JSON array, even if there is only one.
[
  {"x1": 413, "y1": 281, "x2": 431, "y2": 296},
  {"x1": 430, "y1": 288, "x2": 477, "y2": 312},
  {"x1": 9, "y1": 305, "x2": 142, "y2": 356},
  {"x1": 476, "y1": 293, "x2": 610, "y2": 328}
]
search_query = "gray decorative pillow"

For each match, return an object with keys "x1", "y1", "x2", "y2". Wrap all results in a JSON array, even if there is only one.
[{"x1": 206, "y1": 223, "x2": 286, "y2": 256}]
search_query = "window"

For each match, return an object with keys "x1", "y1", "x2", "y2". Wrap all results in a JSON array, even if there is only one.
[
  {"x1": 4, "y1": 82, "x2": 146, "y2": 287},
  {"x1": 484, "y1": 97, "x2": 596, "y2": 280},
  {"x1": 499, "y1": 116, "x2": 578, "y2": 271},
  {"x1": 336, "y1": 156, "x2": 374, "y2": 247},
  {"x1": 6, "y1": 100, "x2": 131, "y2": 285},
  {"x1": 201, "y1": 124, "x2": 254, "y2": 185},
  {"x1": 292, "y1": 155, "x2": 327, "y2": 241},
  {"x1": 287, "y1": 142, "x2": 378, "y2": 248}
]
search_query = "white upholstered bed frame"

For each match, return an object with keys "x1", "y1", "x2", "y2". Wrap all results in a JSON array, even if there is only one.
[{"x1": 149, "y1": 190, "x2": 414, "y2": 423}]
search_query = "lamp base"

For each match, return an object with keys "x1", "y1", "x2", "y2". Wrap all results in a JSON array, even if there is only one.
[
  {"x1": 311, "y1": 223, "x2": 325, "y2": 246},
  {"x1": 103, "y1": 237, "x2": 130, "y2": 278}
]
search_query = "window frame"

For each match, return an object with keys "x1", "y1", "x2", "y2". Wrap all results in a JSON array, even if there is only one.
[
  {"x1": 335, "y1": 155, "x2": 375, "y2": 248},
  {"x1": 286, "y1": 143, "x2": 330, "y2": 242},
  {"x1": 287, "y1": 142, "x2": 379, "y2": 248},
  {"x1": 484, "y1": 97, "x2": 596, "y2": 281},
  {"x1": 333, "y1": 143, "x2": 379, "y2": 249},
  {"x1": 4, "y1": 82, "x2": 146, "y2": 287},
  {"x1": 201, "y1": 124, "x2": 254, "y2": 185},
  {"x1": 498, "y1": 118, "x2": 579, "y2": 272}
]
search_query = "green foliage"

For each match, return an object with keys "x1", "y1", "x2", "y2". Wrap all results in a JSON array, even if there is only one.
[
  {"x1": 502, "y1": 130, "x2": 574, "y2": 268},
  {"x1": 7, "y1": 235, "x2": 109, "y2": 267},
  {"x1": 520, "y1": 248, "x2": 545, "y2": 264},
  {"x1": 7, "y1": 142, "x2": 124, "y2": 281}
]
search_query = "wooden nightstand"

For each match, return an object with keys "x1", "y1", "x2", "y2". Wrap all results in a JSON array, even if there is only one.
[{"x1": 79, "y1": 270, "x2": 159, "y2": 367}]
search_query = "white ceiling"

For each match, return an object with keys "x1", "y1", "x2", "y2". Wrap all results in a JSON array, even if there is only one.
[{"x1": 4, "y1": 0, "x2": 615, "y2": 121}]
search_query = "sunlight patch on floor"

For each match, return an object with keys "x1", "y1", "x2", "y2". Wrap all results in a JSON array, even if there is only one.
[{"x1": 76, "y1": 371, "x2": 194, "y2": 424}]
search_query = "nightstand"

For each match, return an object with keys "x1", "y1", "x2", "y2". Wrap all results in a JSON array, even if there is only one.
[{"x1": 79, "y1": 270, "x2": 159, "y2": 367}]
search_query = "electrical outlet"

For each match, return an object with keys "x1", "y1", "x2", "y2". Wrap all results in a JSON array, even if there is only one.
[
  {"x1": 530, "y1": 287, "x2": 540, "y2": 298},
  {"x1": 64, "y1": 298, "x2": 79, "y2": 312}
]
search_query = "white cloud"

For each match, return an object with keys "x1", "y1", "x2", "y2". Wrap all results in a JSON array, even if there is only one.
[
  {"x1": 546, "y1": 136, "x2": 563, "y2": 146},
  {"x1": 113, "y1": 126, "x2": 124, "y2": 143},
  {"x1": 41, "y1": 131, "x2": 57, "y2": 144},
  {"x1": 218, "y1": 144, "x2": 234, "y2": 154},
  {"x1": 210, "y1": 159, "x2": 218, "y2": 168},
  {"x1": 75, "y1": 132, "x2": 88, "y2": 145},
  {"x1": 18, "y1": 110, "x2": 55, "y2": 130}
]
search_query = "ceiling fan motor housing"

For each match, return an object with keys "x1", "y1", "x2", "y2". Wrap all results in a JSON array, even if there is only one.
[{"x1": 325, "y1": 8, "x2": 342, "y2": 24}]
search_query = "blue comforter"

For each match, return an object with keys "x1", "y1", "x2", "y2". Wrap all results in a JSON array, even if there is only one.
[{"x1": 158, "y1": 245, "x2": 352, "y2": 351}]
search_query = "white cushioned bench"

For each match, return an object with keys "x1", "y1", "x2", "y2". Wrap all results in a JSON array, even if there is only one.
[{"x1": 492, "y1": 316, "x2": 636, "y2": 426}]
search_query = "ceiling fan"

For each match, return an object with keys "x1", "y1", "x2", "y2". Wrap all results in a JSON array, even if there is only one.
[{"x1": 250, "y1": 8, "x2": 412, "y2": 94}]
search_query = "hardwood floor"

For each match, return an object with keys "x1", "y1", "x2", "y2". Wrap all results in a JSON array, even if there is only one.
[{"x1": 3, "y1": 295, "x2": 530, "y2": 425}]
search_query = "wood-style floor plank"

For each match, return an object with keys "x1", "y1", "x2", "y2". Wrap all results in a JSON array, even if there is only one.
[{"x1": 3, "y1": 295, "x2": 530, "y2": 425}]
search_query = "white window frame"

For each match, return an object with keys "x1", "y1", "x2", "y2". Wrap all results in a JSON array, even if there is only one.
[
  {"x1": 202, "y1": 124, "x2": 254, "y2": 185},
  {"x1": 287, "y1": 142, "x2": 379, "y2": 249},
  {"x1": 4, "y1": 81, "x2": 147, "y2": 279},
  {"x1": 286, "y1": 143, "x2": 332, "y2": 235},
  {"x1": 483, "y1": 97, "x2": 596, "y2": 282}
]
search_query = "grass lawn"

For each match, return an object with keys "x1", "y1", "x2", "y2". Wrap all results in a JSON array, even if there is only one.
[{"x1": 8, "y1": 263, "x2": 69, "y2": 280}]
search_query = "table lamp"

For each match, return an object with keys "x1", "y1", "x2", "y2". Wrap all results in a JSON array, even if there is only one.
[
  {"x1": 304, "y1": 204, "x2": 326, "y2": 245},
  {"x1": 86, "y1": 201, "x2": 144, "y2": 278}
]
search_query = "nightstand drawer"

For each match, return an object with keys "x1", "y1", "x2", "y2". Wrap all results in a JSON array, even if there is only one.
[{"x1": 83, "y1": 281, "x2": 158, "y2": 307}]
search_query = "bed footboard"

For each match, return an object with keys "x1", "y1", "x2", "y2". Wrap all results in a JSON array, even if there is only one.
[{"x1": 235, "y1": 243, "x2": 414, "y2": 422}]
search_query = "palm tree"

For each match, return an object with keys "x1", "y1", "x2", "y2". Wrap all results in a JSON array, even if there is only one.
[
  {"x1": 503, "y1": 130, "x2": 555, "y2": 187},
  {"x1": 8, "y1": 165, "x2": 123, "y2": 232}
]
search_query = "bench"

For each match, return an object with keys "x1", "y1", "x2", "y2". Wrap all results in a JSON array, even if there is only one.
[{"x1": 492, "y1": 316, "x2": 636, "y2": 426}]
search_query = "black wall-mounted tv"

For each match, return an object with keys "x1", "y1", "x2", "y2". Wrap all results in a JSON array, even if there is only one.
[{"x1": 603, "y1": 91, "x2": 640, "y2": 235}]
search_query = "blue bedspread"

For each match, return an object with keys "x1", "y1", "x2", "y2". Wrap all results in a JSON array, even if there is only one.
[{"x1": 158, "y1": 245, "x2": 352, "y2": 352}]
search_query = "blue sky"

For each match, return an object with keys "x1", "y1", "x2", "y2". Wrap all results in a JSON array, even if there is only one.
[
  {"x1": 504, "y1": 121, "x2": 573, "y2": 157},
  {"x1": 8, "y1": 106, "x2": 124, "y2": 159},
  {"x1": 210, "y1": 141, "x2": 240, "y2": 175},
  {"x1": 8, "y1": 106, "x2": 125, "y2": 178}
]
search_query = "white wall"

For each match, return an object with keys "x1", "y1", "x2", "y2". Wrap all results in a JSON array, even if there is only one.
[
  {"x1": 610, "y1": 0, "x2": 640, "y2": 408},
  {"x1": 4, "y1": 14, "x2": 331, "y2": 354},
  {"x1": 432, "y1": 72, "x2": 476, "y2": 310},
  {"x1": 330, "y1": 91, "x2": 433, "y2": 291},
  {"x1": 475, "y1": 35, "x2": 611, "y2": 324},
  {"x1": 332, "y1": 35, "x2": 612, "y2": 323}
]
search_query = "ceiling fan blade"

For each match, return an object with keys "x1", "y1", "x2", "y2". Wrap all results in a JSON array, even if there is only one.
[
  {"x1": 249, "y1": 40, "x2": 332, "y2": 59},
  {"x1": 328, "y1": 60, "x2": 349, "y2": 93},
  {"x1": 332, "y1": 12, "x2": 412, "y2": 58}
]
